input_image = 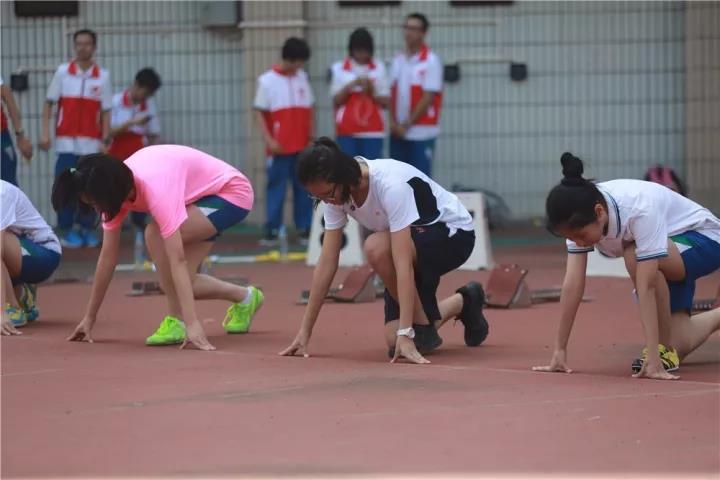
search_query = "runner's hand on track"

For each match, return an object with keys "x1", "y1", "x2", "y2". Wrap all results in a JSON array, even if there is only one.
[
  {"x1": 67, "y1": 316, "x2": 95, "y2": 343},
  {"x1": 532, "y1": 349, "x2": 572, "y2": 373},
  {"x1": 279, "y1": 329, "x2": 311, "y2": 358},
  {"x1": 180, "y1": 321, "x2": 215, "y2": 351}
]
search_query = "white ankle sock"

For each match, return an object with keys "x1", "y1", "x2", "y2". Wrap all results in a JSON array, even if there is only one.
[{"x1": 241, "y1": 286, "x2": 254, "y2": 304}]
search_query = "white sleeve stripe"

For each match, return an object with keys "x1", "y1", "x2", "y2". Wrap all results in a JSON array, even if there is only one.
[{"x1": 636, "y1": 252, "x2": 669, "y2": 261}]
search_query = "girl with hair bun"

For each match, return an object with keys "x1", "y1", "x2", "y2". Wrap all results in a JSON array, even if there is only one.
[{"x1": 535, "y1": 152, "x2": 720, "y2": 380}]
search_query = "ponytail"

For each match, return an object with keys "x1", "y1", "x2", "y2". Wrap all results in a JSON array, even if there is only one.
[{"x1": 51, "y1": 154, "x2": 134, "y2": 221}]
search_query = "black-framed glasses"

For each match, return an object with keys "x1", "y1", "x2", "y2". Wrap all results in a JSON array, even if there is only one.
[{"x1": 309, "y1": 183, "x2": 338, "y2": 202}]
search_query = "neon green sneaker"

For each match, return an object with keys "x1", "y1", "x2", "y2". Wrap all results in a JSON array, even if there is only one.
[
  {"x1": 19, "y1": 284, "x2": 39, "y2": 322},
  {"x1": 223, "y1": 286, "x2": 264, "y2": 334},
  {"x1": 631, "y1": 344, "x2": 680, "y2": 373},
  {"x1": 4, "y1": 305, "x2": 27, "y2": 327},
  {"x1": 145, "y1": 316, "x2": 185, "y2": 345}
]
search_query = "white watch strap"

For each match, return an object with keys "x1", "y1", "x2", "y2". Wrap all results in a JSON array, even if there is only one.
[{"x1": 397, "y1": 327, "x2": 414, "y2": 337}]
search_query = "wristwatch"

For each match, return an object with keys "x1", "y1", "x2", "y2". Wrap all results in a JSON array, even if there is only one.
[{"x1": 396, "y1": 327, "x2": 415, "y2": 339}]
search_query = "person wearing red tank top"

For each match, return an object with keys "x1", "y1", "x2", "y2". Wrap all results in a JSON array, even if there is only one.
[
  {"x1": 108, "y1": 68, "x2": 163, "y2": 261},
  {"x1": 330, "y1": 28, "x2": 390, "y2": 161}
]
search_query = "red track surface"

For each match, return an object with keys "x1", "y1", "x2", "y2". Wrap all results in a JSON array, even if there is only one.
[{"x1": 2, "y1": 245, "x2": 719, "y2": 478}]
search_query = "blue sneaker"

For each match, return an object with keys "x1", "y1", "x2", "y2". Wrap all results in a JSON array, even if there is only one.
[
  {"x1": 60, "y1": 230, "x2": 84, "y2": 249},
  {"x1": 4, "y1": 305, "x2": 27, "y2": 327},
  {"x1": 19, "y1": 284, "x2": 39, "y2": 322},
  {"x1": 83, "y1": 229, "x2": 100, "y2": 248}
]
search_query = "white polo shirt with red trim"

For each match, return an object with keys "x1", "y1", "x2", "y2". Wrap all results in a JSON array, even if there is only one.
[
  {"x1": 46, "y1": 60, "x2": 112, "y2": 155},
  {"x1": 390, "y1": 45, "x2": 443, "y2": 141},
  {"x1": 254, "y1": 66, "x2": 314, "y2": 155},
  {"x1": 330, "y1": 57, "x2": 389, "y2": 138},
  {"x1": 108, "y1": 89, "x2": 160, "y2": 161}
]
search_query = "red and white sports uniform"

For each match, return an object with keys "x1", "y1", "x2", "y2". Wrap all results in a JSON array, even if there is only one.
[
  {"x1": 108, "y1": 89, "x2": 160, "y2": 160},
  {"x1": 390, "y1": 45, "x2": 443, "y2": 141},
  {"x1": 254, "y1": 66, "x2": 314, "y2": 155},
  {"x1": 46, "y1": 60, "x2": 112, "y2": 154},
  {"x1": 330, "y1": 57, "x2": 389, "y2": 138}
]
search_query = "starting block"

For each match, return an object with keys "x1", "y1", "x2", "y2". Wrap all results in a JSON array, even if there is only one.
[
  {"x1": 127, "y1": 277, "x2": 250, "y2": 297},
  {"x1": 297, "y1": 264, "x2": 378, "y2": 305},
  {"x1": 306, "y1": 204, "x2": 365, "y2": 267},
  {"x1": 484, "y1": 264, "x2": 590, "y2": 309},
  {"x1": 128, "y1": 281, "x2": 163, "y2": 297}
]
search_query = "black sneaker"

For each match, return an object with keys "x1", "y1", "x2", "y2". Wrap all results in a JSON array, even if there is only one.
[
  {"x1": 298, "y1": 228, "x2": 311, "y2": 247},
  {"x1": 387, "y1": 323, "x2": 443, "y2": 358},
  {"x1": 455, "y1": 282, "x2": 489, "y2": 347},
  {"x1": 259, "y1": 232, "x2": 279, "y2": 247}
]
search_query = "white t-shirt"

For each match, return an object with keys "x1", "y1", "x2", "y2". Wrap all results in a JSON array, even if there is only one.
[
  {"x1": 323, "y1": 158, "x2": 473, "y2": 236},
  {"x1": 110, "y1": 90, "x2": 160, "y2": 137},
  {"x1": 567, "y1": 179, "x2": 720, "y2": 260},
  {"x1": 0, "y1": 181, "x2": 61, "y2": 254}
]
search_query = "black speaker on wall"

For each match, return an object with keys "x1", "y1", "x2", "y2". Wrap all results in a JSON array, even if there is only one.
[{"x1": 14, "y1": 1, "x2": 79, "y2": 17}]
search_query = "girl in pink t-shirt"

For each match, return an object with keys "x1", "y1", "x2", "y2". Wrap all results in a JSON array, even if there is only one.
[{"x1": 52, "y1": 145, "x2": 262, "y2": 351}]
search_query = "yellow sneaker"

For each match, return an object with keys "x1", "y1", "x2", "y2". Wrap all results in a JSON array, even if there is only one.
[{"x1": 631, "y1": 344, "x2": 679, "y2": 373}]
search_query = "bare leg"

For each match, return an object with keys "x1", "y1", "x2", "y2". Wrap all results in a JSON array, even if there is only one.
[
  {"x1": 666, "y1": 309, "x2": 720, "y2": 360},
  {"x1": 624, "y1": 240, "x2": 720, "y2": 358},
  {"x1": 364, "y1": 232, "x2": 430, "y2": 326},
  {"x1": 1, "y1": 232, "x2": 23, "y2": 308},
  {"x1": 145, "y1": 207, "x2": 252, "y2": 319},
  {"x1": 145, "y1": 221, "x2": 183, "y2": 319},
  {"x1": 624, "y1": 248, "x2": 672, "y2": 345},
  {"x1": 365, "y1": 232, "x2": 465, "y2": 325}
]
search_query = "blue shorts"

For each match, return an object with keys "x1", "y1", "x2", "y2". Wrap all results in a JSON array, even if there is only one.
[
  {"x1": 194, "y1": 195, "x2": 249, "y2": 241},
  {"x1": 13, "y1": 237, "x2": 62, "y2": 285},
  {"x1": 668, "y1": 231, "x2": 720, "y2": 312}
]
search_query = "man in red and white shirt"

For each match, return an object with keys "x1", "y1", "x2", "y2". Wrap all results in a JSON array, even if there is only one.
[
  {"x1": 330, "y1": 27, "x2": 389, "y2": 160},
  {"x1": 390, "y1": 13, "x2": 443, "y2": 177},
  {"x1": 39, "y1": 29, "x2": 112, "y2": 249},
  {"x1": 108, "y1": 68, "x2": 162, "y2": 162},
  {"x1": 254, "y1": 37, "x2": 315, "y2": 245},
  {"x1": 108, "y1": 67, "x2": 162, "y2": 256}
]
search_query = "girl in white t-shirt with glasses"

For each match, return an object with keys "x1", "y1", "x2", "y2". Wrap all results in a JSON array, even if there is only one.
[
  {"x1": 534, "y1": 153, "x2": 720, "y2": 380},
  {"x1": 280, "y1": 137, "x2": 489, "y2": 364}
]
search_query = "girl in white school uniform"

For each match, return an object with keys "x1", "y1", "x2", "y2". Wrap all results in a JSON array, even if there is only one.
[{"x1": 534, "y1": 153, "x2": 720, "y2": 380}]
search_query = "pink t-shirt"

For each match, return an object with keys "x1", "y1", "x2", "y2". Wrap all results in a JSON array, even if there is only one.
[{"x1": 103, "y1": 145, "x2": 254, "y2": 238}]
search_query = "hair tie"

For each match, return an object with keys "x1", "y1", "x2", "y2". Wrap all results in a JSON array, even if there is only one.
[{"x1": 70, "y1": 168, "x2": 77, "y2": 173}]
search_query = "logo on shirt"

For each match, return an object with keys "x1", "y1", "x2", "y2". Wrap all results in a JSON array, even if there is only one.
[
  {"x1": 297, "y1": 87, "x2": 305, "y2": 100},
  {"x1": 89, "y1": 85, "x2": 102, "y2": 98}
]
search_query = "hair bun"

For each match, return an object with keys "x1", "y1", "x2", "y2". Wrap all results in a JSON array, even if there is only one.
[{"x1": 560, "y1": 152, "x2": 585, "y2": 185}]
